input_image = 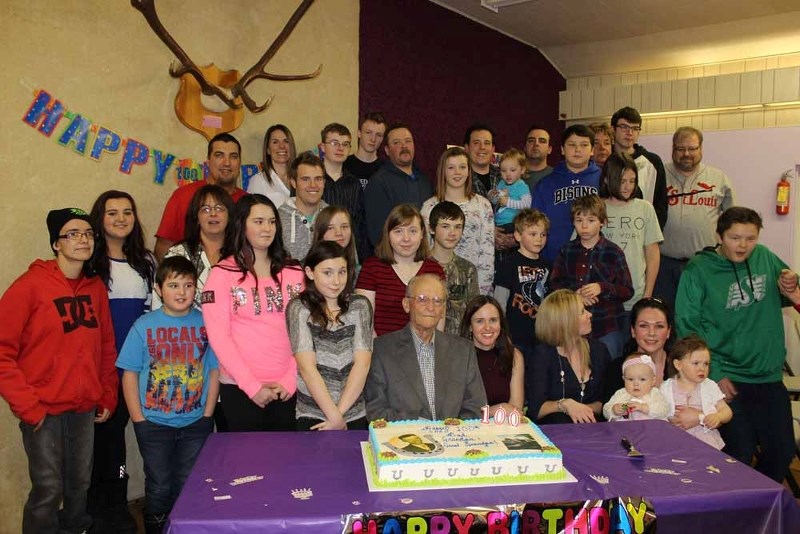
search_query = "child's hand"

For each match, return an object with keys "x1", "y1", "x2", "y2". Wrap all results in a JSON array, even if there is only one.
[
  {"x1": 266, "y1": 382, "x2": 290, "y2": 401},
  {"x1": 702, "y1": 412, "x2": 722, "y2": 429},
  {"x1": 488, "y1": 189, "x2": 500, "y2": 203},
  {"x1": 630, "y1": 403, "x2": 650, "y2": 414},
  {"x1": 612, "y1": 403, "x2": 627, "y2": 416},
  {"x1": 578, "y1": 283, "x2": 601, "y2": 300},
  {"x1": 311, "y1": 414, "x2": 347, "y2": 431}
]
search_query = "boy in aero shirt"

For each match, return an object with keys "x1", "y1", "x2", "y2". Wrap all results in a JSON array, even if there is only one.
[{"x1": 117, "y1": 256, "x2": 218, "y2": 534}]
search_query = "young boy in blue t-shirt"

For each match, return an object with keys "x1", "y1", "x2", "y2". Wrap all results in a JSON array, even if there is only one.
[{"x1": 117, "y1": 256, "x2": 219, "y2": 533}]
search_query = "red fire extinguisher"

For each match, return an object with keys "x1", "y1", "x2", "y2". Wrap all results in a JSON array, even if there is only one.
[{"x1": 776, "y1": 170, "x2": 791, "y2": 215}]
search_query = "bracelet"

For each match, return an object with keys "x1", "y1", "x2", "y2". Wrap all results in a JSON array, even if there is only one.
[{"x1": 557, "y1": 399, "x2": 567, "y2": 413}]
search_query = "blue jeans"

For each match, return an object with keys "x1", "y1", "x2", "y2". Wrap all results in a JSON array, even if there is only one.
[
  {"x1": 19, "y1": 410, "x2": 95, "y2": 534},
  {"x1": 133, "y1": 416, "x2": 213, "y2": 517}
]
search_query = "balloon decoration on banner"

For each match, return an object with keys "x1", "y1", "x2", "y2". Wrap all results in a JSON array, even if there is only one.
[
  {"x1": 130, "y1": 0, "x2": 322, "y2": 140},
  {"x1": 21, "y1": 89, "x2": 260, "y2": 190}
]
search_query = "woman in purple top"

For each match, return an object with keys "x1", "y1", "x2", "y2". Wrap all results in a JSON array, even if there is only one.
[{"x1": 460, "y1": 296, "x2": 524, "y2": 418}]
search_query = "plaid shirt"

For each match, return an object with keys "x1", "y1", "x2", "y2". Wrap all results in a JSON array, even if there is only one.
[
  {"x1": 549, "y1": 234, "x2": 634, "y2": 337},
  {"x1": 470, "y1": 164, "x2": 502, "y2": 199},
  {"x1": 410, "y1": 327, "x2": 437, "y2": 419}
]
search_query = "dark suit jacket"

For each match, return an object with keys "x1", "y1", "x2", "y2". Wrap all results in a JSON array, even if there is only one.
[{"x1": 365, "y1": 324, "x2": 487, "y2": 421}]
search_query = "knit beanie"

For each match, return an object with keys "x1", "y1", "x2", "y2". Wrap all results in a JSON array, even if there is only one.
[{"x1": 47, "y1": 207, "x2": 91, "y2": 252}]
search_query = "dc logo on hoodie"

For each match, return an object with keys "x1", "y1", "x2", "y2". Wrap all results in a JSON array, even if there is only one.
[{"x1": 52, "y1": 296, "x2": 99, "y2": 333}]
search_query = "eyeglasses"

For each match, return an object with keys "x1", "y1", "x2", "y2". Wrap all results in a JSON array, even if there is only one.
[
  {"x1": 615, "y1": 124, "x2": 642, "y2": 133},
  {"x1": 58, "y1": 230, "x2": 95, "y2": 241},
  {"x1": 406, "y1": 294, "x2": 445, "y2": 307},
  {"x1": 673, "y1": 146, "x2": 700, "y2": 154},
  {"x1": 325, "y1": 140, "x2": 352, "y2": 149},
  {"x1": 199, "y1": 204, "x2": 228, "y2": 214}
]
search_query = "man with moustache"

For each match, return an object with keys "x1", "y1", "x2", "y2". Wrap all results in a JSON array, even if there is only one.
[
  {"x1": 154, "y1": 133, "x2": 247, "y2": 261},
  {"x1": 654, "y1": 126, "x2": 736, "y2": 305},
  {"x1": 364, "y1": 124, "x2": 433, "y2": 246}
]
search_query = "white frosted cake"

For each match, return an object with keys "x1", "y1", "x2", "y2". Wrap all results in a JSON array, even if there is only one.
[{"x1": 367, "y1": 418, "x2": 564, "y2": 487}]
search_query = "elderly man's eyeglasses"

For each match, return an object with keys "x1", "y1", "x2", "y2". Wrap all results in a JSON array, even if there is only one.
[
  {"x1": 407, "y1": 294, "x2": 445, "y2": 307},
  {"x1": 58, "y1": 230, "x2": 96, "y2": 241},
  {"x1": 199, "y1": 204, "x2": 228, "y2": 214}
]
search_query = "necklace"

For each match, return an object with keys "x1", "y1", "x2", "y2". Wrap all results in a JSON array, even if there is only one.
[{"x1": 557, "y1": 350, "x2": 588, "y2": 403}]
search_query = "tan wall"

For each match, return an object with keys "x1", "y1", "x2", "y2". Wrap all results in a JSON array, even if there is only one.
[{"x1": 0, "y1": 1, "x2": 358, "y2": 531}]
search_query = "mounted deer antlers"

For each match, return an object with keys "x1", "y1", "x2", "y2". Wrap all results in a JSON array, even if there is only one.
[{"x1": 131, "y1": 0, "x2": 322, "y2": 113}]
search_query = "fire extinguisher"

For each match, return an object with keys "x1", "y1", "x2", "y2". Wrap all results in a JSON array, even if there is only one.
[{"x1": 776, "y1": 170, "x2": 792, "y2": 215}]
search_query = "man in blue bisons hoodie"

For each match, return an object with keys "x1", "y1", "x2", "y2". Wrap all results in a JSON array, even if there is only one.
[
  {"x1": 675, "y1": 206, "x2": 800, "y2": 483},
  {"x1": 532, "y1": 124, "x2": 600, "y2": 263}
]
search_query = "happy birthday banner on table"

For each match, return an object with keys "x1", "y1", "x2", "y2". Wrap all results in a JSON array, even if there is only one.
[
  {"x1": 344, "y1": 498, "x2": 655, "y2": 534},
  {"x1": 21, "y1": 89, "x2": 260, "y2": 189}
]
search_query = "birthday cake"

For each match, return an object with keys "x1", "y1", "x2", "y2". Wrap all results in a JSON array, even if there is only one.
[{"x1": 367, "y1": 418, "x2": 564, "y2": 487}]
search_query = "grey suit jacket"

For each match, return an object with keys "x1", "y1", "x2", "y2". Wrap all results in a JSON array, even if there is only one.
[{"x1": 365, "y1": 324, "x2": 487, "y2": 421}]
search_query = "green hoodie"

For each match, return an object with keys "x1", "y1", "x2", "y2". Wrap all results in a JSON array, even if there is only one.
[{"x1": 675, "y1": 244, "x2": 788, "y2": 383}]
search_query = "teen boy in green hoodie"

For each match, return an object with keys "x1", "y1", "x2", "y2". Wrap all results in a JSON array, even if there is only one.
[{"x1": 675, "y1": 206, "x2": 799, "y2": 483}]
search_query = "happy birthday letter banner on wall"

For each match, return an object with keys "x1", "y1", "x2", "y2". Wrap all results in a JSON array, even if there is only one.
[{"x1": 21, "y1": 89, "x2": 260, "y2": 189}]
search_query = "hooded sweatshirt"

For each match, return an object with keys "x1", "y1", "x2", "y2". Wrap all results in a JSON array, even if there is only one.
[
  {"x1": 532, "y1": 160, "x2": 600, "y2": 262},
  {"x1": 631, "y1": 144, "x2": 668, "y2": 229},
  {"x1": 0, "y1": 259, "x2": 118, "y2": 424},
  {"x1": 277, "y1": 198, "x2": 328, "y2": 262},
  {"x1": 675, "y1": 244, "x2": 789, "y2": 383}
]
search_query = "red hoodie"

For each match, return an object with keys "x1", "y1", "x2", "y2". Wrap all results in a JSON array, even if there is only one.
[{"x1": 0, "y1": 259, "x2": 118, "y2": 424}]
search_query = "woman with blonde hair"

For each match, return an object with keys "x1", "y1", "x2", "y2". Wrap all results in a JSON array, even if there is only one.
[{"x1": 527, "y1": 289, "x2": 611, "y2": 424}]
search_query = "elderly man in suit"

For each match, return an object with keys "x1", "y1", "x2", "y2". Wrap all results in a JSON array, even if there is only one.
[{"x1": 365, "y1": 274, "x2": 487, "y2": 421}]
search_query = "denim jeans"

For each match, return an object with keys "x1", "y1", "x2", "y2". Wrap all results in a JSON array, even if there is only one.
[
  {"x1": 133, "y1": 416, "x2": 213, "y2": 517},
  {"x1": 19, "y1": 410, "x2": 95, "y2": 534}
]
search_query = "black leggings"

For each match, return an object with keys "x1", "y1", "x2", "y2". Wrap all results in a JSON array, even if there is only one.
[{"x1": 218, "y1": 384, "x2": 296, "y2": 432}]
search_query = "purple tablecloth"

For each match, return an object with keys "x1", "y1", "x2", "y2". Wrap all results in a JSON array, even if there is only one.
[{"x1": 167, "y1": 419, "x2": 800, "y2": 533}]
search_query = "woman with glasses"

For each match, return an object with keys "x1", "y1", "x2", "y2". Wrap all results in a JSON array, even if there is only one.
[
  {"x1": 158, "y1": 185, "x2": 235, "y2": 309},
  {"x1": 602, "y1": 297, "x2": 674, "y2": 403},
  {"x1": 527, "y1": 289, "x2": 610, "y2": 424}
]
